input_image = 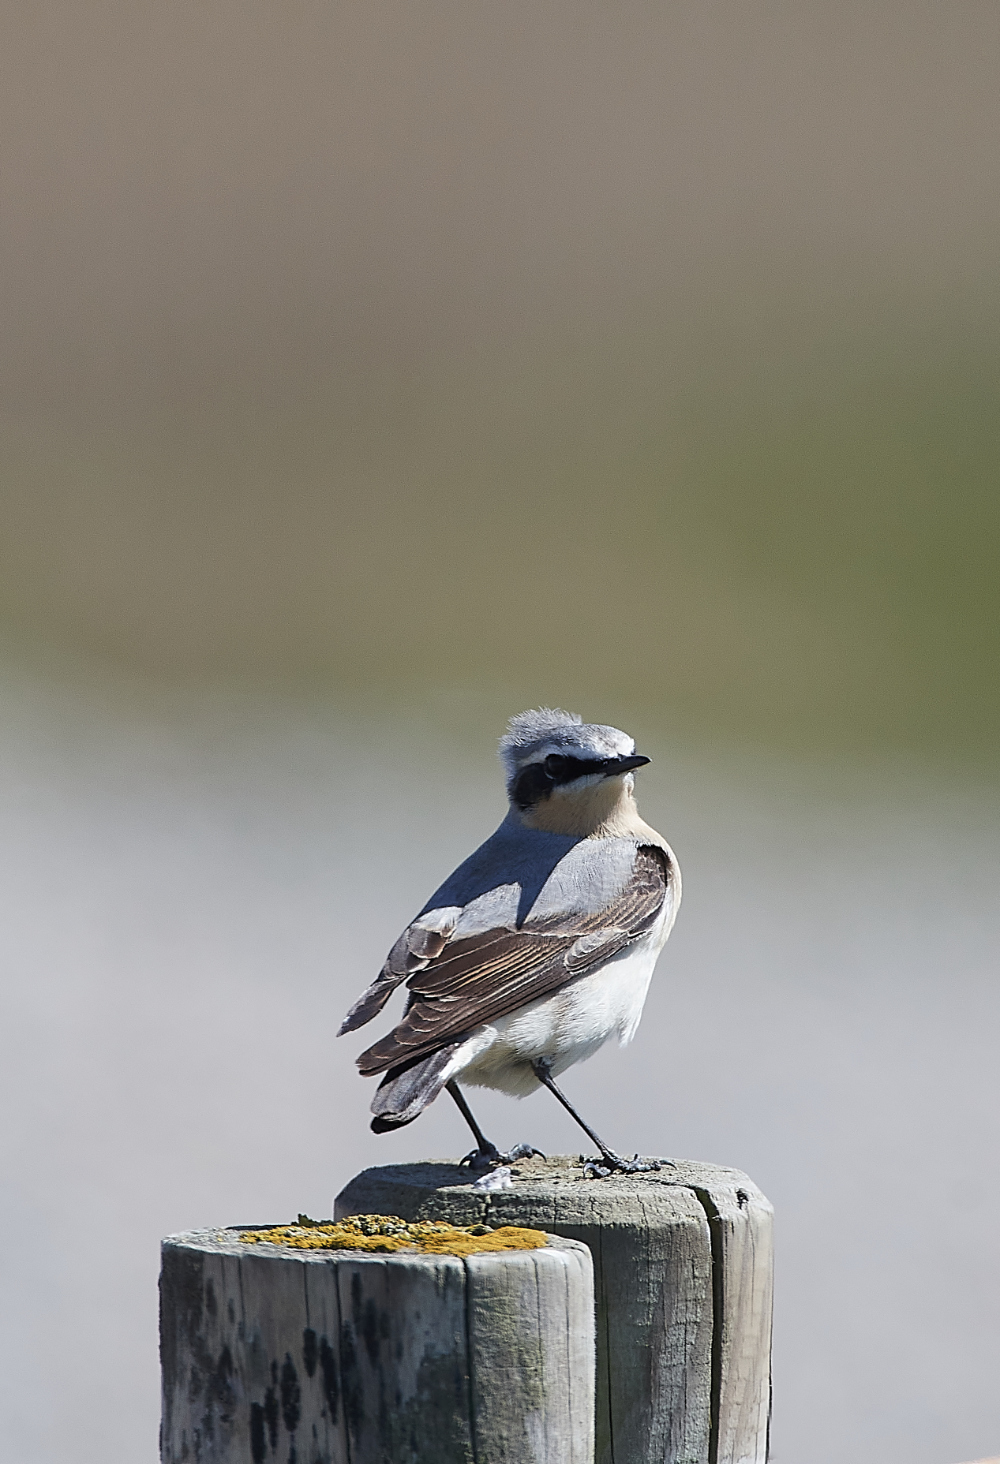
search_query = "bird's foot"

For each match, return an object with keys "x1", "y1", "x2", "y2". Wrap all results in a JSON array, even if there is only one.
[
  {"x1": 460, "y1": 1144, "x2": 500, "y2": 1171},
  {"x1": 504, "y1": 1142, "x2": 546, "y2": 1163},
  {"x1": 460, "y1": 1142, "x2": 545, "y2": 1171},
  {"x1": 582, "y1": 1152, "x2": 672, "y2": 1179}
]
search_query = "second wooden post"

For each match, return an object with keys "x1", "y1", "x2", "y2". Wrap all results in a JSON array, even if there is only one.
[{"x1": 336, "y1": 1155, "x2": 773, "y2": 1464}]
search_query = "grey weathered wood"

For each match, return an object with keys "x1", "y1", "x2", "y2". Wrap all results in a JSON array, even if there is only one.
[
  {"x1": 465, "y1": 1243, "x2": 595, "y2": 1461},
  {"x1": 336, "y1": 1155, "x2": 773, "y2": 1464},
  {"x1": 159, "y1": 1225, "x2": 594, "y2": 1464},
  {"x1": 690, "y1": 1179, "x2": 773, "y2": 1461}
]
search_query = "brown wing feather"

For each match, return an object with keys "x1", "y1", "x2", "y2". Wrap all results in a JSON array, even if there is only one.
[{"x1": 357, "y1": 846, "x2": 670, "y2": 1076}]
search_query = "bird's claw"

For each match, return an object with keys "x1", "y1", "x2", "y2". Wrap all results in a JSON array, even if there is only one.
[
  {"x1": 583, "y1": 1160, "x2": 612, "y2": 1179},
  {"x1": 504, "y1": 1142, "x2": 545, "y2": 1163},
  {"x1": 460, "y1": 1141, "x2": 544, "y2": 1171},
  {"x1": 618, "y1": 1158, "x2": 663, "y2": 1175},
  {"x1": 460, "y1": 1146, "x2": 500, "y2": 1171},
  {"x1": 582, "y1": 1152, "x2": 669, "y2": 1179}
]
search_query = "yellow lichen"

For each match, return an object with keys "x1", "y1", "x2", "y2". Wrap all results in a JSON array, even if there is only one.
[{"x1": 235, "y1": 1214, "x2": 547, "y2": 1257}]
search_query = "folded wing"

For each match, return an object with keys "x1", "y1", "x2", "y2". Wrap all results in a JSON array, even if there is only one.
[
  {"x1": 338, "y1": 905, "x2": 463, "y2": 1036},
  {"x1": 353, "y1": 844, "x2": 672, "y2": 1077}
]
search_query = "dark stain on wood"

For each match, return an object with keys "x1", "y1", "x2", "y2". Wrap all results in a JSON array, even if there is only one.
[
  {"x1": 339, "y1": 1318, "x2": 363, "y2": 1437},
  {"x1": 280, "y1": 1354, "x2": 301, "y2": 1433},
  {"x1": 301, "y1": 1328, "x2": 318, "y2": 1380},
  {"x1": 263, "y1": 1382, "x2": 280, "y2": 1448},
  {"x1": 249, "y1": 1402, "x2": 267, "y2": 1464},
  {"x1": 317, "y1": 1335, "x2": 339, "y2": 1424}
]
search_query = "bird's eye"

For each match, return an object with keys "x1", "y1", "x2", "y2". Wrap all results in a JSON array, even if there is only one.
[{"x1": 544, "y1": 754, "x2": 568, "y2": 778}]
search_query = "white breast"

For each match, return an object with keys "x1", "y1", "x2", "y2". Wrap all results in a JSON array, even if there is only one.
[{"x1": 446, "y1": 901, "x2": 674, "y2": 1098}]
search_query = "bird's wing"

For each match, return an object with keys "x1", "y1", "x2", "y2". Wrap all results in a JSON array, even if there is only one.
[
  {"x1": 338, "y1": 905, "x2": 464, "y2": 1036},
  {"x1": 354, "y1": 845, "x2": 672, "y2": 1076}
]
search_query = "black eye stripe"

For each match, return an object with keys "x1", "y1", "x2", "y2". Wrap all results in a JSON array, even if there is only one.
[
  {"x1": 548, "y1": 756, "x2": 614, "y2": 783},
  {"x1": 510, "y1": 763, "x2": 553, "y2": 810},
  {"x1": 510, "y1": 755, "x2": 619, "y2": 809}
]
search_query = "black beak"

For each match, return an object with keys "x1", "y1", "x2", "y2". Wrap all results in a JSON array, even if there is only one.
[{"x1": 605, "y1": 753, "x2": 650, "y2": 775}]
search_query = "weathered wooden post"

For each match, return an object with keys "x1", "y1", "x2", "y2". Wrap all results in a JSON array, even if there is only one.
[
  {"x1": 336, "y1": 1156, "x2": 773, "y2": 1464},
  {"x1": 160, "y1": 1217, "x2": 595, "y2": 1464}
]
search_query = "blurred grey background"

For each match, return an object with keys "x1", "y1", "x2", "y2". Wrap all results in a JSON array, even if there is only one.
[{"x1": 0, "y1": 3, "x2": 998, "y2": 1461}]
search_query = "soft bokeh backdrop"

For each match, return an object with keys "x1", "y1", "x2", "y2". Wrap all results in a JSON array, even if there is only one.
[{"x1": 0, "y1": 4, "x2": 997, "y2": 1461}]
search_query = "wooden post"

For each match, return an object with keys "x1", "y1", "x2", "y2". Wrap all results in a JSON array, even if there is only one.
[
  {"x1": 159, "y1": 1224, "x2": 594, "y2": 1464},
  {"x1": 336, "y1": 1156, "x2": 773, "y2": 1464}
]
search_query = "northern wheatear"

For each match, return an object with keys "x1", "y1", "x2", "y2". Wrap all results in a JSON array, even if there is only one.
[{"x1": 339, "y1": 708, "x2": 680, "y2": 1176}]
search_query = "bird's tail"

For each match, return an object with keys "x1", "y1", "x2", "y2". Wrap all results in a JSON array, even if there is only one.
[{"x1": 369, "y1": 1043, "x2": 462, "y2": 1132}]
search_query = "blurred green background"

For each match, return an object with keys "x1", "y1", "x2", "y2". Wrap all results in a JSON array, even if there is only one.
[{"x1": 1, "y1": 0, "x2": 997, "y2": 769}]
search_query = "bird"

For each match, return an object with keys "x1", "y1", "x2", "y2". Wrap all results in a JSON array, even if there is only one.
[{"x1": 339, "y1": 708, "x2": 681, "y2": 1177}]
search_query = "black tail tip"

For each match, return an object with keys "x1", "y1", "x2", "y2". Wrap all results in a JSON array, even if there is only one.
[{"x1": 371, "y1": 1114, "x2": 415, "y2": 1134}]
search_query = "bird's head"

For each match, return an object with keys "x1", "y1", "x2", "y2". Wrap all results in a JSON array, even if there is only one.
[{"x1": 499, "y1": 708, "x2": 650, "y2": 836}]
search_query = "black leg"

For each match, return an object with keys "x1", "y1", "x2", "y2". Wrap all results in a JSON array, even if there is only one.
[
  {"x1": 448, "y1": 1081, "x2": 499, "y2": 1164},
  {"x1": 447, "y1": 1081, "x2": 545, "y2": 1171},
  {"x1": 530, "y1": 1059, "x2": 663, "y2": 1177}
]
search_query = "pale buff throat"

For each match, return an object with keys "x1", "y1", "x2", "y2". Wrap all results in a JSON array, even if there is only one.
[{"x1": 519, "y1": 776, "x2": 660, "y2": 841}]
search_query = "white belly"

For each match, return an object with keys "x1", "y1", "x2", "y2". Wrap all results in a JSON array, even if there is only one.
[{"x1": 444, "y1": 907, "x2": 671, "y2": 1098}]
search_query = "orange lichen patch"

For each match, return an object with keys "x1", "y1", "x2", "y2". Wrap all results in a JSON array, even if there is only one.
[
  {"x1": 235, "y1": 1214, "x2": 548, "y2": 1257},
  {"x1": 411, "y1": 1225, "x2": 548, "y2": 1257}
]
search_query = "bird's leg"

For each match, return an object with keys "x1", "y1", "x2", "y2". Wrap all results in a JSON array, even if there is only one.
[
  {"x1": 448, "y1": 1081, "x2": 544, "y2": 1170},
  {"x1": 449, "y1": 1082, "x2": 498, "y2": 1167},
  {"x1": 530, "y1": 1058, "x2": 666, "y2": 1178}
]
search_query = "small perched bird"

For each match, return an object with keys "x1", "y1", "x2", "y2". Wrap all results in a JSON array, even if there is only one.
[{"x1": 339, "y1": 708, "x2": 680, "y2": 1176}]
